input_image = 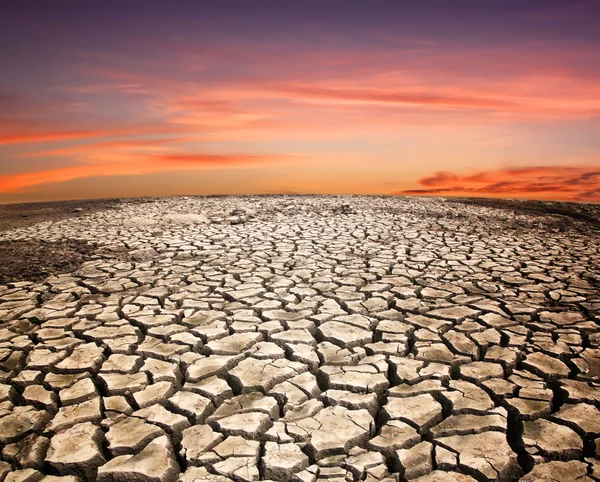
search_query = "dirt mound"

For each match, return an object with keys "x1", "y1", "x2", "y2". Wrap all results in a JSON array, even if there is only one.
[
  {"x1": 0, "y1": 239, "x2": 96, "y2": 284},
  {"x1": 0, "y1": 198, "x2": 123, "y2": 232}
]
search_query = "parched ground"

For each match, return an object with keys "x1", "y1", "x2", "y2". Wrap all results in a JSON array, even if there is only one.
[{"x1": 0, "y1": 195, "x2": 599, "y2": 482}]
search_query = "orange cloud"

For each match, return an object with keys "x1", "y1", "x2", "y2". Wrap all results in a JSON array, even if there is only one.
[
  {"x1": 150, "y1": 153, "x2": 271, "y2": 165},
  {"x1": 22, "y1": 137, "x2": 193, "y2": 158},
  {"x1": 0, "y1": 112, "x2": 206, "y2": 146},
  {"x1": 419, "y1": 171, "x2": 459, "y2": 186},
  {"x1": 399, "y1": 166, "x2": 600, "y2": 201},
  {"x1": 0, "y1": 130, "x2": 114, "y2": 145},
  {"x1": 271, "y1": 83, "x2": 517, "y2": 111},
  {"x1": 0, "y1": 153, "x2": 277, "y2": 193}
]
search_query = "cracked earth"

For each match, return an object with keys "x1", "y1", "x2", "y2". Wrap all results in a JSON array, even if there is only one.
[{"x1": 0, "y1": 195, "x2": 599, "y2": 482}]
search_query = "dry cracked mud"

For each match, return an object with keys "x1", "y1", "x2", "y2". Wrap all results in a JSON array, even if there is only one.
[{"x1": 0, "y1": 195, "x2": 599, "y2": 482}]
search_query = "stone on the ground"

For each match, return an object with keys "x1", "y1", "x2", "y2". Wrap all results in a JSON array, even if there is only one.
[
  {"x1": 519, "y1": 460, "x2": 593, "y2": 481},
  {"x1": 382, "y1": 394, "x2": 443, "y2": 433},
  {"x1": 97, "y1": 435, "x2": 179, "y2": 482},
  {"x1": 522, "y1": 419, "x2": 583, "y2": 460},
  {"x1": 45, "y1": 422, "x2": 105, "y2": 479},
  {"x1": 285, "y1": 406, "x2": 373, "y2": 460},
  {"x1": 435, "y1": 432, "x2": 520, "y2": 481},
  {"x1": 262, "y1": 442, "x2": 310, "y2": 481},
  {"x1": 105, "y1": 416, "x2": 166, "y2": 456}
]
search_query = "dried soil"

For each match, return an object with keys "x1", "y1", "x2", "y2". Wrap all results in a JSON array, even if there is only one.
[
  {"x1": 0, "y1": 198, "x2": 123, "y2": 232},
  {"x1": 0, "y1": 239, "x2": 96, "y2": 284}
]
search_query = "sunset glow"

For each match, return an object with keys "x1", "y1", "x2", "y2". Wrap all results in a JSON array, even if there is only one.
[{"x1": 1, "y1": 1, "x2": 599, "y2": 203}]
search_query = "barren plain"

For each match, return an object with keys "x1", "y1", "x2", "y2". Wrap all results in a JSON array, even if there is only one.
[{"x1": 0, "y1": 195, "x2": 599, "y2": 482}]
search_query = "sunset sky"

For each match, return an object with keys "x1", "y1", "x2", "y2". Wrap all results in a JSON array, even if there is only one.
[{"x1": 1, "y1": 0, "x2": 599, "y2": 203}]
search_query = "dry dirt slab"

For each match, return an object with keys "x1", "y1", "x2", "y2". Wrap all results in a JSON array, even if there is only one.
[{"x1": 0, "y1": 195, "x2": 599, "y2": 482}]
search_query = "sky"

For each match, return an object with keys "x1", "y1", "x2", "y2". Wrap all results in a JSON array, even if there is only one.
[{"x1": 1, "y1": 0, "x2": 599, "y2": 203}]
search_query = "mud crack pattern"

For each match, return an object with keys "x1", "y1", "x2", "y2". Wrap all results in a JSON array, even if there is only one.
[{"x1": 0, "y1": 196, "x2": 599, "y2": 482}]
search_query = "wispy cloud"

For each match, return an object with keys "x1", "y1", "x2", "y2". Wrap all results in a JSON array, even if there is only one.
[{"x1": 0, "y1": 152, "x2": 279, "y2": 193}]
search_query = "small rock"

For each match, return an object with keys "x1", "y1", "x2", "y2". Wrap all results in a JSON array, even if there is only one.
[
  {"x1": 522, "y1": 419, "x2": 583, "y2": 460},
  {"x1": 46, "y1": 422, "x2": 105, "y2": 479},
  {"x1": 97, "y1": 435, "x2": 179, "y2": 482},
  {"x1": 262, "y1": 442, "x2": 309, "y2": 481}
]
